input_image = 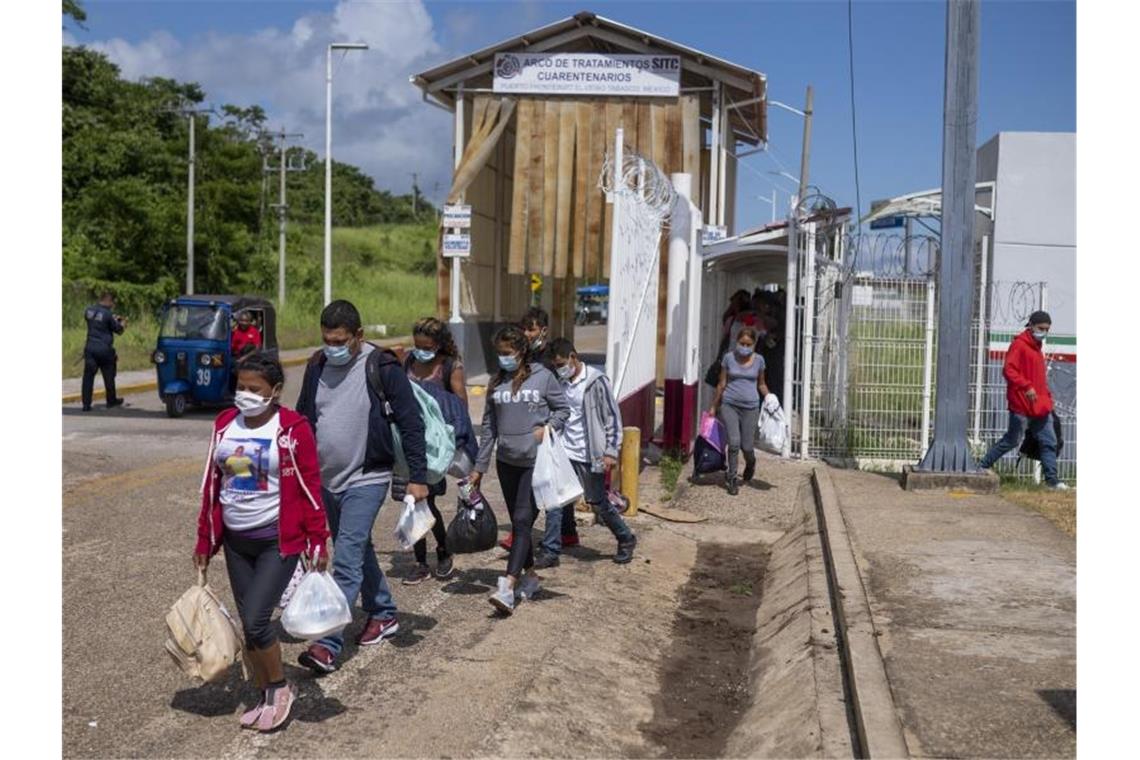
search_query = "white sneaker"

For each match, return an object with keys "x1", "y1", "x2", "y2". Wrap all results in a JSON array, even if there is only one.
[
  {"x1": 516, "y1": 573, "x2": 541, "y2": 601},
  {"x1": 489, "y1": 576, "x2": 515, "y2": 615},
  {"x1": 1047, "y1": 482, "x2": 1071, "y2": 491}
]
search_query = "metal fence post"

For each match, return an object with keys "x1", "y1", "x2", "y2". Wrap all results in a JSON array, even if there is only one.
[
  {"x1": 1033, "y1": 281, "x2": 1048, "y2": 484},
  {"x1": 920, "y1": 276, "x2": 936, "y2": 457},
  {"x1": 971, "y1": 234, "x2": 989, "y2": 443},
  {"x1": 781, "y1": 216, "x2": 798, "y2": 457},
  {"x1": 799, "y1": 222, "x2": 817, "y2": 459}
]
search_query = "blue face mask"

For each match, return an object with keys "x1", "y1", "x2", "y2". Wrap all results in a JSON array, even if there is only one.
[
  {"x1": 412, "y1": 348, "x2": 437, "y2": 363},
  {"x1": 324, "y1": 343, "x2": 353, "y2": 366},
  {"x1": 498, "y1": 354, "x2": 520, "y2": 372},
  {"x1": 736, "y1": 344, "x2": 754, "y2": 357}
]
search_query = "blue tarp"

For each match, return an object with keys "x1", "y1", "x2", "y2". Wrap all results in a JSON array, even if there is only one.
[{"x1": 576, "y1": 284, "x2": 609, "y2": 297}]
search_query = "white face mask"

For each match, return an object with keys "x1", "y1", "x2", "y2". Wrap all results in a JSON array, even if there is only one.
[{"x1": 234, "y1": 389, "x2": 274, "y2": 417}]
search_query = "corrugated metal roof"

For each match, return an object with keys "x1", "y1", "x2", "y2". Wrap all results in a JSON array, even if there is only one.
[{"x1": 410, "y1": 10, "x2": 767, "y2": 144}]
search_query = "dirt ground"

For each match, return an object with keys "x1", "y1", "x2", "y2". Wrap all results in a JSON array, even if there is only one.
[{"x1": 62, "y1": 377, "x2": 815, "y2": 758}]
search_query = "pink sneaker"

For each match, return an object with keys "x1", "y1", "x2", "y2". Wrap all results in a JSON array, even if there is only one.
[
  {"x1": 239, "y1": 696, "x2": 265, "y2": 729},
  {"x1": 255, "y1": 682, "x2": 295, "y2": 733}
]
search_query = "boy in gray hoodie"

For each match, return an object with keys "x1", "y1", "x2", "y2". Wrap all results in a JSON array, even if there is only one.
[
  {"x1": 545, "y1": 338, "x2": 637, "y2": 565},
  {"x1": 470, "y1": 326, "x2": 570, "y2": 615}
]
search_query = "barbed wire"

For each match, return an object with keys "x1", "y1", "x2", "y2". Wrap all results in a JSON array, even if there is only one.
[{"x1": 599, "y1": 149, "x2": 676, "y2": 230}]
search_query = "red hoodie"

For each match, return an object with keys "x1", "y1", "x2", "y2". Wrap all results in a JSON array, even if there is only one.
[
  {"x1": 1003, "y1": 329, "x2": 1054, "y2": 418},
  {"x1": 195, "y1": 406, "x2": 330, "y2": 559}
]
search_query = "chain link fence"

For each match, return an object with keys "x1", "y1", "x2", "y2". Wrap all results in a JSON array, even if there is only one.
[{"x1": 798, "y1": 229, "x2": 1076, "y2": 484}]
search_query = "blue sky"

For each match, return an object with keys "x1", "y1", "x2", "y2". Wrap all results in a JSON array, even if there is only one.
[{"x1": 66, "y1": 0, "x2": 1075, "y2": 224}]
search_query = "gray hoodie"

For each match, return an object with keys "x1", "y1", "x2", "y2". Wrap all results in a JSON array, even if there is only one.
[{"x1": 475, "y1": 364, "x2": 570, "y2": 470}]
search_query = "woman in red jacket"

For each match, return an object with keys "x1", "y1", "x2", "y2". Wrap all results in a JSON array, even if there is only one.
[
  {"x1": 977, "y1": 311, "x2": 1068, "y2": 489},
  {"x1": 194, "y1": 352, "x2": 330, "y2": 732}
]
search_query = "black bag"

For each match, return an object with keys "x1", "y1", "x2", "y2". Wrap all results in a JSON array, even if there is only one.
[
  {"x1": 446, "y1": 494, "x2": 498, "y2": 554},
  {"x1": 693, "y1": 435, "x2": 726, "y2": 475},
  {"x1": 1018, "y1": 412, "x2": 1064, "y2": 462}
]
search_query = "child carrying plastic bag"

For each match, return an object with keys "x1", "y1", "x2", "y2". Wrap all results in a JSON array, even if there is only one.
[
  {"x1": 531, "y1": 426, "x2": 584, "y2": 511},
  {"x1": 756, "y1": 393, "x2": 788, "y2": 454}
]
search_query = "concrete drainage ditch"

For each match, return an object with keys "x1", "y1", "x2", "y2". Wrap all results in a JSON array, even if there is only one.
[{"x1": 641, "y1": 478, "x2": 865, "y2": 758}]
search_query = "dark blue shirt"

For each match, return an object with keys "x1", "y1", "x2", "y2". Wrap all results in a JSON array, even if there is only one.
[{"x1": 84, "y1": 304, "x2": 123, "y2": 351}]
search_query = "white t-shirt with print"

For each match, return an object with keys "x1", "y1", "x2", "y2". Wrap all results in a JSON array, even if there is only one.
[
  {"x1": 560, "y1": 365, "x2": 595, "y2": 464},
  {"x1": 215, "y1": 412, "x2": 281, "y2": 531}
]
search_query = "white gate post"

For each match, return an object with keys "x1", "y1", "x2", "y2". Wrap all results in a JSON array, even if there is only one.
[
  {"x1": 920, "y1": 276, "x2": 937, "y2": 457},
  {"x1": 972, "y1": 234, "x2": 989, "y2": 443},
  {"x1": 781, "y1": 215, "x2": 798, "y2": 457},
  {"x1": 799, "y1": 222, "x2": 817, "y2": 460},
  {"x1": 604, "y1": 127, "x2": 624, "y2": 384}
]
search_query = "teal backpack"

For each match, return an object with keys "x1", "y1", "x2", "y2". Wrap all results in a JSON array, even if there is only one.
[{"x1": 365, "y1": 351, "x2": 455, "y2": 484}]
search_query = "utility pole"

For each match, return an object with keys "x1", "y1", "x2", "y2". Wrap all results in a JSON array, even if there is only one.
[
  {"x1": 918, "y1": 0, "x2": 981, "y2": 473},
  {"x1": 325, "y1": 42, "x2": 369, "y2": 306},
  {"x1": 409, "y1": 172, "x2": 419, "y2": 218},
  {"x1": 796, "y1": 85, "x2": 814, "y2": 215},
  {"x1": 167, "y1": 102, "x2": 214, "y2": 295},
  {"x1": 266, "y1": 128, "x2": 305, "y2": 306}
]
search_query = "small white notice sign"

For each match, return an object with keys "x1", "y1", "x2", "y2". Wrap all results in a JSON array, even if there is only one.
[
  {"x1": 442, "y1": 233, "x2": 471, "y2": 258},
  {"x1": 442, "y1": 204, "x2": 471, "y2": 229},
  {"x1": 852, "y1": 284, "x2": 874, "y2": 307}
]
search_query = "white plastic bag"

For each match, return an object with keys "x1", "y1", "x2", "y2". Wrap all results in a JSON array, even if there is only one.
[
  {"x1": 280, "y1": 570, "x2": 352, "y2": 640},
  {"x1": 393, "y1": 495, "x2": 437, "y2": 550},
  {"x1": 757, "y1": 393, "x2": 788, "y2": 454},
  {"x1": 532, "y1": 427, "x2": 585, "y2": 511}
]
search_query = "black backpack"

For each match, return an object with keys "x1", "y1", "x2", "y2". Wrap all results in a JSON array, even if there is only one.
[{"x1": 1017, "y1": 412, "x2": 1064, "y2": 463}]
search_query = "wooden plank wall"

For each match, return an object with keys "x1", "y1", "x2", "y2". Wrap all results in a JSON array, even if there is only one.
[{"x1": 505, "y1": 95, "x2": 700, "y2": 284}]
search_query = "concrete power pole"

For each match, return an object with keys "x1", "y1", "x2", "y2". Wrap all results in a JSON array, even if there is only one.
[
  {"x1": 171, "y1": 103, "x2": 214, "y2": 295},
  {"x1": 796, "y1": 85, "x2": 814, "y2": 214},
  {"x1": 409, "y1": 172, "x2": 419, "y2": 218},
  {"x1": 918, "y1": 0, "x2": 981, "y2": 473},
  {"x1": 266, "y1": 129, "x2": 304, "y2": 306}
]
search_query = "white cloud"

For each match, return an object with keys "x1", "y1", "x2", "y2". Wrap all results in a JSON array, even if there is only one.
[{"x1": 79, "y1": 0, "x2": 454, "y2": 199}]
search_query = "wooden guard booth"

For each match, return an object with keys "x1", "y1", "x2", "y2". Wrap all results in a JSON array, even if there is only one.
[{"x1": 411, "y1": 10, "x2": 767, "y2": 389}]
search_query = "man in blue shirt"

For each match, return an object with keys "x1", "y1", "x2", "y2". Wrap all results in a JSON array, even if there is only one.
[{"x1": 81, "y1": 292, "x2": 126, "y2": 411}]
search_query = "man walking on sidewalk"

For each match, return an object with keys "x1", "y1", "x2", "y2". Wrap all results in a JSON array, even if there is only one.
[
  {"x1": 295, "y1": 300, "x2": 429, "y2": 673},
  {"x1": 977, "y1": 310, "x2": 1069, "y2": 490},
  {"x1": 81, "y1": 292, "x2": 127, "y2": 411}
]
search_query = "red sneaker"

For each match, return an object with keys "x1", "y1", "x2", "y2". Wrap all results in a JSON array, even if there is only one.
[
  {"x1": 499, "y1": 533, "x2": 514, "y2": 550},
  {"x1": 562, "y1": 533, "x2": 580, "y2": 547},
  {"x1": 298, "y1": 644, "x2": 336, "y2": 674},
  {"x1": 357, "y1": 616, "x2": 399, "y2": 646}
]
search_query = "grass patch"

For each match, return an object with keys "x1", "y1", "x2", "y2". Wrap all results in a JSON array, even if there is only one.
[
  {"x1": 728, "y1": 581, "x2": 754, "y2": 597},
  {"x1": 659, "y1": 450, "x2": 684, "y2": 502},
  {"x1": 1000, "y1": 482, "x2": 1076, "y2": 537},
  {"x1": 62, "y1": 222, "x2": 436, "y2": 378}
]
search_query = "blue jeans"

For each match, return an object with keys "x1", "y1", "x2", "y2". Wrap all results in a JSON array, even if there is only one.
[
  {"x1": 541, "y1": 494, "x2": 580, "y2": 556},
  {"x1": 979, "y1": 412, "x2": 1059, "y2": 485},
  {"x1": 317, "y1": 483, "x2": 397, "y2": 657}
]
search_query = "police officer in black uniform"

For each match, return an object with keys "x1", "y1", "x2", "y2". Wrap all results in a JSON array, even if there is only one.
[{"x1": 82, "y1": 292, "x2": 127, "y2": 411}]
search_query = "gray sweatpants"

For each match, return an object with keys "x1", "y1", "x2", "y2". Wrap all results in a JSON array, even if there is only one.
[{"x1": 719, "y1": 402, "x2": 759, "y2": 479}]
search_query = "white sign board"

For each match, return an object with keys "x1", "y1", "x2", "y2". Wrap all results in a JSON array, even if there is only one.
[
  {"x1": 493, "y1": 53, "x2": 681, "y2": 97},
  {"x1": 701, "y1": 225, "x2": 728, "y2": 247},
  {"x1": 442, "y1": 233, "x2": 471, "y2": 258},
  {"x1": 442, "y1": 204, "x2": 471, "y2": 229},
  {"x1": 852, "y1": 284, "x2": 874, "y2": 307}
]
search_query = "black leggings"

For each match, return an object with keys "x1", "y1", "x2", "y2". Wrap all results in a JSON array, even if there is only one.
[
  {"x1": 223, "y1": 532, "x2": 299, "y2": 649},
  {"x1": 413, "y1": 495, "x2": 450, "y2": 564},
  {"x1": 496, "y1": 461, "x2": 538, "y2": 578}
]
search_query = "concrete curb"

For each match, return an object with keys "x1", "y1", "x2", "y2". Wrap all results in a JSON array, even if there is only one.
[
  {"x1": 811, "y1": 466, "x2": 910, "y2": 759},
  {"x1": 61, "y1": 336, "x2": 412, "y2": 404}
]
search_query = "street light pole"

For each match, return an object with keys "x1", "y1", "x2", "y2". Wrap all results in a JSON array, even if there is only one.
[
  {"x1": 796, "y1": 85, "x2": 814, "y2": 214},
  {"x1": 324, "y1": 42, "x2": 368, "y2": 306}
]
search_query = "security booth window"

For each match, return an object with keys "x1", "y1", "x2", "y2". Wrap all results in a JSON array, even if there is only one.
[{"x1": 160, "y1": 305, "x2": 228, "y2": 341}]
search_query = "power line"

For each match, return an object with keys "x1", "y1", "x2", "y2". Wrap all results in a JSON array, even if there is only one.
[{"x1": 847, "y1": 0, "x2": 863, "y2": 221}]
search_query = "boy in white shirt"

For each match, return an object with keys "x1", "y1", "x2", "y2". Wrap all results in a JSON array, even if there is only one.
[{"x1": 540, "y1": 338, "x2": 637, "y2": 565}]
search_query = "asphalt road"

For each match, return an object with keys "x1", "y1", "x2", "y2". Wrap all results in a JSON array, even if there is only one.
[{"x1": 61, "y1": 364, "x2": 723, "y2": 758}]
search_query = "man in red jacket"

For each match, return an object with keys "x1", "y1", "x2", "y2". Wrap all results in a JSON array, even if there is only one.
[{"x1": 977, "y1": 310, "x2": 1068, "y2": 489}]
